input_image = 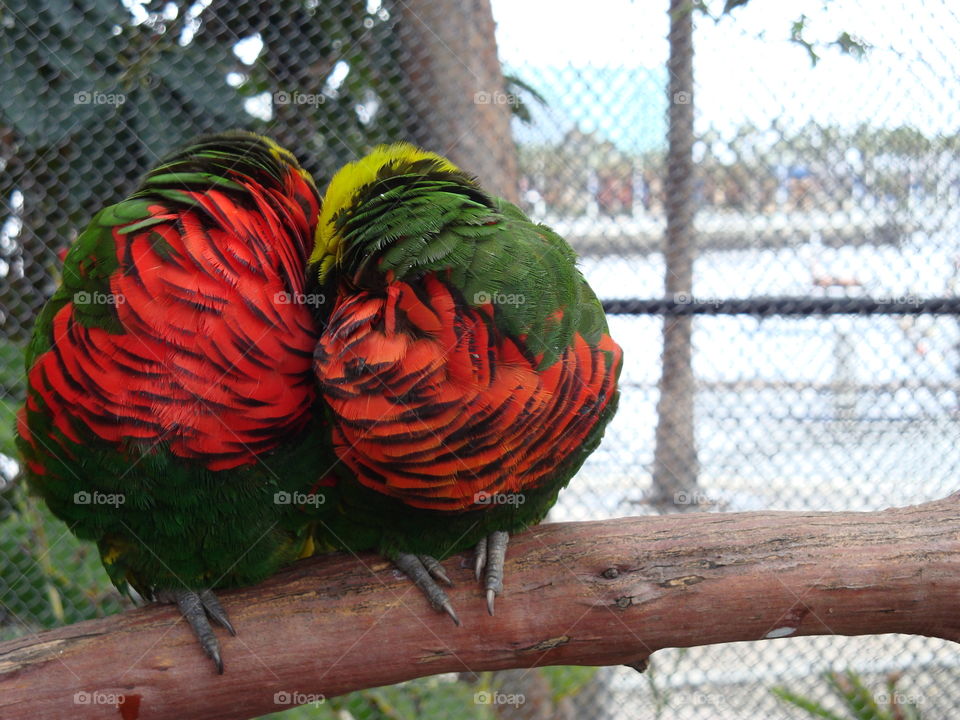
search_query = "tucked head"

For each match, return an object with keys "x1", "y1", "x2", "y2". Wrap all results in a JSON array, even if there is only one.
[{"x1": 309, "y1": 143, "x2": 476, "y2": 283}]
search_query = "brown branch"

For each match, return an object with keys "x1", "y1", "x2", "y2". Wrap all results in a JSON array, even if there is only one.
[{"x1": 2, "y1": 495, "x2": 960, "y2": 719}]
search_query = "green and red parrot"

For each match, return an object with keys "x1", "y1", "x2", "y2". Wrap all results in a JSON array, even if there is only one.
[
  {"x1": 309, "y1": 144, "x2": 622, "y2": 621},
  {"x1": 16, "y1": 134, "x2": 621, "y2": 672},
  {"x1": 16, "y1": 132, "x2": 335, "y2": 672}
]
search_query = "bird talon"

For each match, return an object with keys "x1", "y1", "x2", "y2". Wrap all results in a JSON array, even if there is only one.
[
  {"x1": 419, "y1": 554, "x2": 453, "y2": 586},
  {"x1": 394, "y1": 553, "x2": 461, "y2": 625},
  {"x1": 158, "y1": 588, "x2": 234, "y2": 673},
  {"x1": 199, "y1": 589, "x2": 236, "y2": 636},
  {"x1": 475, "y1": 531, "x2": 509, "y2": 615},
  {"x1": 473, "y1": 538, "x2": 488, "y2": 581}
]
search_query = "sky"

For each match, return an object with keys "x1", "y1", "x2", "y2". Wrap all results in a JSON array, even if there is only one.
[{"x1": 491, "y1": 0, "x2": 960, "y2": 147}]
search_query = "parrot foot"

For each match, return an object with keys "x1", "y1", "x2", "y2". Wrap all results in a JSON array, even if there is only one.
[
  {"x1": 157, "y1": 588, "x2": 236, "y2": 674},
  {"x1": 474, "y1": 530, "x2": 509, "y2": 616},
  {"x1": 393, "y1": 553, "x2": 460, "y2": 626}
]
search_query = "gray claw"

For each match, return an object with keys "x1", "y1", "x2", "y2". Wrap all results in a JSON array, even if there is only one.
[
  {"x1": 158, "y1": 588, "x2": 233, "y2": 674},
  {"x1": 419, "y1": 554, "x2": 453, "y2": 586},
  {"x1": 474, "y1": 538, "x2": 487, "y2": 581},
  {"x1": 394, "y1": 553, "x2": 461, "y2": 626},
  {"x1": 199, "y1": 589, "x2": 236, "y2": 636},
  {"x1": 440, "y1": 599, "x2": 462, "y2": 626},
  {"x1": 485, "y1": 531, "x2": 509, "y2": 615},
  {"x1": 475, "y1": 531, "x2": 509, "y2": 616}
]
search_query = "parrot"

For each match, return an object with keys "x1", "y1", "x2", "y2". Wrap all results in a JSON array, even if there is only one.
[
  {"x1": 308, "y1": 144, "x2": 622, "y2": 622},
  {"x1": 15, "y1": 132, "x2": 336, "y2": 673}
]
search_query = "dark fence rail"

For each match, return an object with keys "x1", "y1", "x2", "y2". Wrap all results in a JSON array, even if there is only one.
[{"x1": 603, "y1": 296, "x2": 960, "y2": 315}]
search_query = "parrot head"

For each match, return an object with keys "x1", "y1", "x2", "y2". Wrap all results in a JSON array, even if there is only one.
[{"x1": 309, "y1": 143, "x2": 468, "y2": 283}]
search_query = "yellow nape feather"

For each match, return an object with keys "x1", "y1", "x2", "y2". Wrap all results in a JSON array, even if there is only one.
[
  {"x1": 260, "y1": 135, "x2": 316, "y2": 189},
  {"x1": 309, "y1": 143, "x2": 461, "y2": 278},
  {"x1": 260, "y1": 135, "x2": 297, "y2": 165}
]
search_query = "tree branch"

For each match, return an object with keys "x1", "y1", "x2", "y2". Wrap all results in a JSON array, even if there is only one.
[{"x1": 2, "y1": 495, "x2": 959, "y2": 719}]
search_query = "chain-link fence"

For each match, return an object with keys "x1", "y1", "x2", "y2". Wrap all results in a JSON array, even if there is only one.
[{"x1": 2, "y1": 1, "x2": 959, "y2": 718}]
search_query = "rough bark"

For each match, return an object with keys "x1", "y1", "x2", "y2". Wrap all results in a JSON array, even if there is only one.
[
  {"x1": 2, "y1": 496, "x2": 960, "y2": 719},
  {"x1": 397, "y1": 0, "x2": 520, "y2": 201},
  {"x1": 652, "y1": 0, "x2": 700, "y2": 508}
]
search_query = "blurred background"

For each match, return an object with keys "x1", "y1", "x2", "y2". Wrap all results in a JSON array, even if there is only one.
[{"x1": 2, "y1": 0, "x2": 960, "y2": 718}]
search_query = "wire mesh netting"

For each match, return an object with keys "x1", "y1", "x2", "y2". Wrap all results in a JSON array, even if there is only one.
[{"x1": 2, "y1": 0, "x2": 959, "y2": 718}]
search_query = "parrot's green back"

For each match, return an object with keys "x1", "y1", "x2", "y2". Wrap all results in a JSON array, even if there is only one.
[
  {"x1": 17, "y1": 133, "x2": 335, "y2": 597},
  {"x1": 310, "y1": 144, "x2": 622, "y2": 559}
]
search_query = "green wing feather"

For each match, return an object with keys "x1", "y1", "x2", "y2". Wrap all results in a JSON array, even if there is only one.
[
  {"x1": 19, "y1": 132, "x2": 330, "y2": 596},
  {"x1": 26, "y1": 203, "x2": 146, "y2": 369},
  {"x1": 338, "y1": 178, "x2": 609, "y2": 368}
]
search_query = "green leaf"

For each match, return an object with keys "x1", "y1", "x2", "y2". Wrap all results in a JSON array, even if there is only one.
[
  {"x1": 723, "y1": 0, "x2": 751, "y2": 13},
  {"x1": 541, "y1": 666, "x2": 598, "y2": 702},
  {"x1": 0, "y1": 0, "x2": 126, "y2": 144},
  {"x1": 827, "y1": 671, "x2": 885, "y2": 719},
  {"x1": 773, "y1": 670, "x2": 926, "y2": 720},
  {"x1": 772, "y1": 686, "x2": 849, "y2": 720},
  {"x1": 0, "y1": 340, "x2": 26, "y2": 458},
  {"x1": 834, "y1": 31, "x2": 869, "y2": 59},
  {"x1": 503, "y1": 73, "x2": 548, "y2": 126},
  {"x1": 0, "y1": 485, "x2": 127, "y2": 639}
]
